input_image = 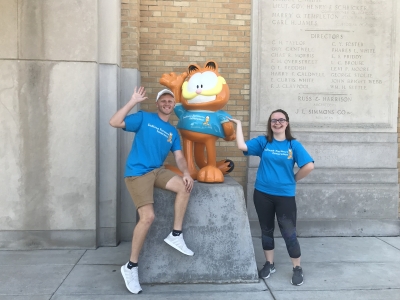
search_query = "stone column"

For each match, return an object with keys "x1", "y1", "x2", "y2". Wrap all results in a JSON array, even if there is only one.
[
  {"x1": 98, "y1": 0, "x2": 121, "y2": 246},
  {"x1": 0, "y1": 0, "x2": 122, "y2": 249}
]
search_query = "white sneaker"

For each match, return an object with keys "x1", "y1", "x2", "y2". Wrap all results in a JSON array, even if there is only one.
[
  {"x1": 121, "y1": 263, "x2": 142, "y2": 294},
  {"x1": 164, "y1": 232, "x2": 194, "y2": 256}
]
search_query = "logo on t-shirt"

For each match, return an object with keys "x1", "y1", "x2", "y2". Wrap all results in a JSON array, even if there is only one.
[
  {"x1": 288, "y1": 149, "x2": 293, "y2": 159},
  {"x1": 203, "y1": 116, "x2": 210, "y2": 126},
  {"x1": 265, "y1": 147, "x2": 293, "y2": 160},
  {"x1": 148, "y1": 123, "x2": 173, "y2": 143}
]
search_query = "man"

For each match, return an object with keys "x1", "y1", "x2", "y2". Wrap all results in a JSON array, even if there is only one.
[{"x1": 109, "y1": 86, "x2": 194, "y2": 294}]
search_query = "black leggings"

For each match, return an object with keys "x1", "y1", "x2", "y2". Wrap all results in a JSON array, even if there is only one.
[{"x1": 253, "y1": 188, "x2": 301, "y2": 258}]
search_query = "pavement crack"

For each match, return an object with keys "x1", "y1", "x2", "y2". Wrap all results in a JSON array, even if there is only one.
[{"x1": 48, "y1": 249, "x2": 88, "y2": 300}]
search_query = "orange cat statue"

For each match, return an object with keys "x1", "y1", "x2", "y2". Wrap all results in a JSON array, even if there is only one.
[{"x1": 160, "y1": 60, "x2": 236, "y2": 183}]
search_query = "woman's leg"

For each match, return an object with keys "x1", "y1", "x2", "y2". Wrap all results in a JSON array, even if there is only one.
[
  {"x1": 275, "y1": 196, "x2": 301, "y2": 266},
  {"x1": 253, "y1": 189, "x2": 276, "y2": 261}
]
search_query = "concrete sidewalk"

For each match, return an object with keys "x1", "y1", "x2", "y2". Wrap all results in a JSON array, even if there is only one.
[{"x1": 0, "y1": 236, "x2": 400, "y2": 299}]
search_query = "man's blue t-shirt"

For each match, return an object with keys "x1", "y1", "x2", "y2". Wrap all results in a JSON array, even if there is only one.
[
  {"x1": 244, "y1": 136, "x2": 314, "y2": 197},
  {"x1": 174, "y1": 104, "x2": 231, "y2": 138},
  {"x1": 123, "y1": 111, "x2": 181, "y2": 177}
]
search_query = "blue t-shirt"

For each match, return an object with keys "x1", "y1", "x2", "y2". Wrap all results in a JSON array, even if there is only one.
[
  {"x1": 174, "y1": 104, "x2": 231, "y2": 138},
  {"x1": 244, "y1": 136, "x2": 314, "y2": 197},
  {"x1": 123, "y1": 111, "x2": 181, "y2": 177}
]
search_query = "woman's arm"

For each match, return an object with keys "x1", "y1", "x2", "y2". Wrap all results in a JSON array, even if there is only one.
[
  {"x1": 228, "y1": 118, "x2": 248, "y2": 152},
  {"x1": 295, "y1": 162, "x2": 314, "y2": 182}
]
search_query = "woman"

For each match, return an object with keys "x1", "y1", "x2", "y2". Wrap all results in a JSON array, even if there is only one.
[{"x1": 230, "y1": 109, "x2": 314, "y2": 286}]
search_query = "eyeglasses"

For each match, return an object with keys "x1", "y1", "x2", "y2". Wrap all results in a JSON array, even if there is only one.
[{"x1": 271, "y1": 118, "x2": 287, "y2": 124}]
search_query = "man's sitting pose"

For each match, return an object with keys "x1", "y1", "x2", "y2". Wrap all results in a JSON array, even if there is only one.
[{"x1": 109, "y1": 86, "x2": 194, "y2": 294}]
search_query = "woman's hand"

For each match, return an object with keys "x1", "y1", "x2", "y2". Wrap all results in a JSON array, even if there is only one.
[
  {"x1": 229, "y1": 118, "x2": 241, "y2": 125},
  {"x1": 227, "y1": 118, "x2": 247, "y2": 151}
]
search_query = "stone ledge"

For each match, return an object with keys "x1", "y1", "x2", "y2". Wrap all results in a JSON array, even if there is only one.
[
  {"x1": 0, "y1": 230, "x2": 96, "y2": 249},
  {"x1": 250, "y1": 219, "x2": 400, "y2": 237}
]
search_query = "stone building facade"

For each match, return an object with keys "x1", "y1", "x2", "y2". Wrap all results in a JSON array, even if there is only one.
[{"x1": 0, "y1": 0, "x2": 398, "y2": 249}]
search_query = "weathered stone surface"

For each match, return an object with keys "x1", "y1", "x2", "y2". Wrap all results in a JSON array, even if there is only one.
[
  {"x1": 98, "y1": 0, "x2": 121, "y2": 65},
  {"x1": 245, "y1": 132, "x2": 399, "y2": 235},
  {"x1": 251, "y1": 0, "x2": 399, "y2": 132},
  {"x1": 119, "y1": 68, "x2": 141, "y2": 240},
  {"x1": 0, "y1": 0, "x2": 18, "y2": 58},
  {"x1": 0, "y1": 60, "x2": 97, "y2": 233},
  {"x1": 18, "y1": 0, "x2": 97, "y2": 61},
  {"x1": 251, "y1": 217, "x2": 400, "y2": 237},
  {"x1": 249, "y1": 168, "x2": 398, "y2": 185},
  {"x1": 0, "y1": 230, "x2": 96, "y2": 249},
  {"x1": 249, "y1": 0, "x2": 399, "y2": 237},
  {"x1": 98, "y1": 64, "x2": 119, "y2": 246},
  {"x1": 247, "y1": 182, "x2": 398, "y2": 219},
  {"x1": 138, "y1": 176, "x2": 258, "y2": 284},
  {"x1": 0, "y1": 0, "x2": 125, "y2": 249},
  {"x1": 249, "y1": 140, "x2": 398, "y2": 168}
]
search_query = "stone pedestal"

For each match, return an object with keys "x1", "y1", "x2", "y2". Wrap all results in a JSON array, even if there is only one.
[{"x1": 138, "y1": 176, "x2": 259, "y2": 284}]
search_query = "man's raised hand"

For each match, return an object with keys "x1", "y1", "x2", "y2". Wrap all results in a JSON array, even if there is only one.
[{"x1": 130, "y1": 86, "x2": 148, "y2": 103}]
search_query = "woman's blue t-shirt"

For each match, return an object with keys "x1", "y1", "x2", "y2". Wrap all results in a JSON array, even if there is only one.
[
  {"x1": 244, "y1": 136, "x2": 314, "y2": 197},
  {"x1": 123, "y1": 111, "x2": 181, "y2": 177}
]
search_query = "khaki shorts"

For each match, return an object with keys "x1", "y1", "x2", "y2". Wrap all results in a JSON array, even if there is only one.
[{"x1": 124, "y1": 167, "x2": 176, "y2": 209}]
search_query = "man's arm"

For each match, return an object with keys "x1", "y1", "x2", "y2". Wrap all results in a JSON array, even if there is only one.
[
  {"x1": 109, "y1": 86, "x2": 147, "y2": 128},
  {"x1": 173, "y1": 150, "x2": 194, "y2": 193}
]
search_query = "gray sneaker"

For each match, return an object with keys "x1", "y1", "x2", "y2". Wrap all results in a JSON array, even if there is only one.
[
  {"x1": 291, "y1": 266, "x2": 304, "y2": 286},
  {"x1": 259, "y1": 261, "x2": 276, "y2": 279}
]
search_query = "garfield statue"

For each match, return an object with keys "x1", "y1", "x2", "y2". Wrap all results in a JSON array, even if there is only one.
[{"x1": 160, "y1": 60, "x2": 236, "y2": 183}]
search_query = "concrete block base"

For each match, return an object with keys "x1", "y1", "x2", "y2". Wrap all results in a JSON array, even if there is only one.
[{"x1": 138, "y1": 176, "x2": 259, "y2": 284}]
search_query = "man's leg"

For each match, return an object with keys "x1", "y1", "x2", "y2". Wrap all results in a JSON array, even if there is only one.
[
  {"x1": 165, "y1": 175, "x2": 190, "y2": 230},
  {"x1": 121, "y1": 204, "x2": 154, "y2": 295},
  {"x1": 130, "y1": 204, "x2": 155, "y2": 262},
  {"x1": 162, "y1": 175, "x2": 194, "y2": 256},
  {"x1": 122, "y1": 175, "x2": 155, "y2": 294}
]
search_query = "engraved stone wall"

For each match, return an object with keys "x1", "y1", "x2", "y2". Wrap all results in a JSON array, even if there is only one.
[
  {"x1": 250, "y1": 0, "x2": 400, "y2": 235},
  {"x1": 252, "y1": 0, "x2": 398, "y2": 132}
]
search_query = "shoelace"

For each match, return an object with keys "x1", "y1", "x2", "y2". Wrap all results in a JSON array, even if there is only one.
[
  {"x1": 263, "y1": 262, "x2": 271, "y2": 268},
  {"x1": 174, "y1": 236, "x2": 187, "y2": 249},
  {"x1": 127, "y1": 268, "x2": 138, "y2": 283},
  {"x1": 293, "y1": 268, "x2": 302, "y2": 276}
]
